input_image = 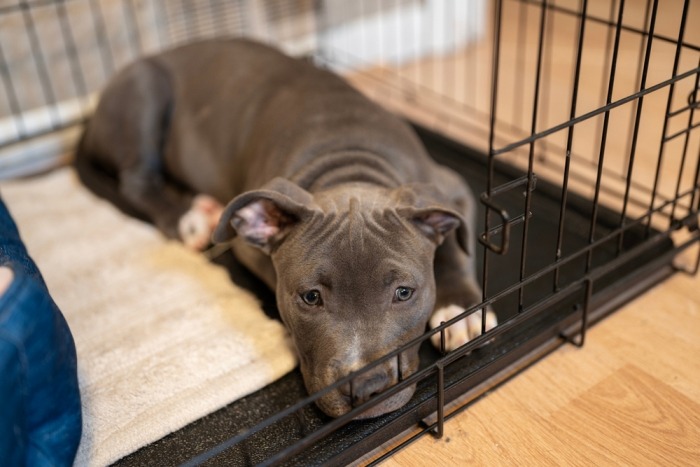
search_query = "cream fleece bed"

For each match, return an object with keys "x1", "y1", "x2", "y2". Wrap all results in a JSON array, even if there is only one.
[{"x1": 0, "y1": 167, "x2": 297, "y2": 466}]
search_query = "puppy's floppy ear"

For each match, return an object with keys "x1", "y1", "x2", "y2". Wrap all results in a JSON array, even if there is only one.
[
  {"x1": 394, "y1": 183, "x2": 470, "y2": 255},
  {"x1": 212, "y1": 177, "x2": 316, "y2": 254}
]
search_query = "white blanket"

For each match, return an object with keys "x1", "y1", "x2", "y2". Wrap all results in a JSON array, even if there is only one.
[{"x1": 0, "y1": 168, "x2": 297, "y2": 466}]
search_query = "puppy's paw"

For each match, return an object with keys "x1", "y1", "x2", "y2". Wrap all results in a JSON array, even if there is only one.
[
  {"x1": 178, "y1": 195, "x2": 224, "y2": 250},
  {"x1": 429, "y1": 305, "x2": 497, "y2": 353}
]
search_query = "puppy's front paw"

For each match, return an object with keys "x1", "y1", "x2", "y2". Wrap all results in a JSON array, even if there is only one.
[
  {"x1": 429, "y1": 305, "x2": 497, "y2": 352},
  {"x1": 178, "y1": 195, "x2": 224, "y2": 250}
]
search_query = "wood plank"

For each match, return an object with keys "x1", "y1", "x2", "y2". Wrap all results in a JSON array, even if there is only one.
[{"x1": 544, "y1": 364, "x2": 700, "y2": 466}]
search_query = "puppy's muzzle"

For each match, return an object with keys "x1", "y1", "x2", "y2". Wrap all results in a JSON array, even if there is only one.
[
  {"x1": 335, "y1": 356, "x2": 416, "y2": 419},
  {"x1": 341, "y1": 365, "x2": 395, "y2": 408}
]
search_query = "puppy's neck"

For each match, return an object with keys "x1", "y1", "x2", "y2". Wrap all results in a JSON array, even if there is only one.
[{"x1": 291, "y1": 149, "x2": 403, "y2": 193}]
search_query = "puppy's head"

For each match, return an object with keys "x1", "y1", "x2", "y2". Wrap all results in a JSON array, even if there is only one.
[{"x1": 213, "y1": 177, "x2": 468, "y2": 418}]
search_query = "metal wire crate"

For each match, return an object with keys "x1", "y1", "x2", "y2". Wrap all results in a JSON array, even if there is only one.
[{"x1": 1, "y1": 0, "x2": 698, "y2": 465}]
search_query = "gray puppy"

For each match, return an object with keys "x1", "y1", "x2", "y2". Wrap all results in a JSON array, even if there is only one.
[{"x1": 77, "y1": 38, "x2": 496, "y2": 418}]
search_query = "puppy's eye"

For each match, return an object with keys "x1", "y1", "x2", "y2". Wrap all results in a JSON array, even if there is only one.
[
  {"x1": 394, "y1": 286, "x2": 414, "y2": 302},
  {"x1": 301, "y1": 289, "x2": 322, "y2": 306}
]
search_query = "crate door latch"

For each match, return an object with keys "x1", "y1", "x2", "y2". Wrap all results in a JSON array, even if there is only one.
[{"x1": 479, "y1": 174, "x2": 537, "y2": 255}]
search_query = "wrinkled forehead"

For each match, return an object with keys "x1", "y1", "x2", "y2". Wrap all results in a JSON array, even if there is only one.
[
  {"x1": 319, "y1": 195, "x2": 420, "y2": 251},
  {"x1": 277, "y1": 195, "x2": 432, "y2": 280}
]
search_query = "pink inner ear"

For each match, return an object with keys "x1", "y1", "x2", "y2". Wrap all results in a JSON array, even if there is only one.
[
  {"x1": 419, "y1": 211, "x2": 460, "y2": 235},
  {"x1": 235, "y1": 200, "x2": 282, "y2": 243}
]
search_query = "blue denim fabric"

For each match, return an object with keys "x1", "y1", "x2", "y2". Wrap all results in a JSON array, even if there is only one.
[{"x1": 0, "y1": 197, "x2": 82, "y2": 466}]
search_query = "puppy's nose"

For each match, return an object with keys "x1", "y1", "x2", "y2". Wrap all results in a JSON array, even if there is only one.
[{"x1": 348, "y1": 367, "x2": 395, "y2": 407}]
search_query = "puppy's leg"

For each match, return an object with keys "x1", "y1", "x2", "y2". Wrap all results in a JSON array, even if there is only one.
[
  {"x1": 178, "y1": 194, "x2": 224, "y2": 250},
  {"x1": 121, "y1": 168, "x2": 222, "y2": 250},
  {"x1": 86, "y1": 59, "x2": 222, "y2": 250},
  {"x1": 120, "y1": 171, "x2": 223, "y2": 250},
  {"x1": 429, "y1": 166, "x2": 497, "y2": 352},
  {"x1": 430, "y1": 235, "x2": 497, "y2": 352}
]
